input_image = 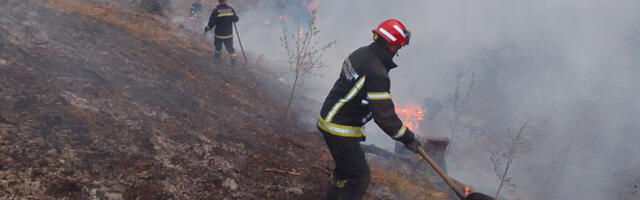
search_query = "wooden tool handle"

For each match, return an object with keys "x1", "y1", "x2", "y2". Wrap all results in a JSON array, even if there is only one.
[{"x1": 417, "y1": 146, "x2": 466, "y2": 200}]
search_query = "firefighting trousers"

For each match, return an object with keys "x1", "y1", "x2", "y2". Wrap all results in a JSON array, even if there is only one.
[
  {"x1": 319, "y1": 128, "x2": 370, "y2": 200},
  {"x1": 214, "y1": 38, "x2": 235, "y2": 56}
]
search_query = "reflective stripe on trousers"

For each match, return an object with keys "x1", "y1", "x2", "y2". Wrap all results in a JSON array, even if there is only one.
[{"x1": 215, "y1": 34, "x2": 233, "y2": 39}]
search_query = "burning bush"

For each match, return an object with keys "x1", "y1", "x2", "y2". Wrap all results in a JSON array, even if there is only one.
[{"x1": 395, "y1": 104, "x2": 424, "y2": 130}]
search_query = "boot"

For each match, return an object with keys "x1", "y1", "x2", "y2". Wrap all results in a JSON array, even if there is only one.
[
  {"x1": 214, "y1": 52, "x2": 221, "y2": 59},
  {"x1": 230, "y1": 53, "x2": 237, "y2": 67},
  {"x1": 325, "y1": 180, "x2": 340, "y2": 200}
]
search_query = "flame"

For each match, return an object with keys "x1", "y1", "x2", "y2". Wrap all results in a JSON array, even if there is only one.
[
  {"x1": 395, "y1": 104, "x2": 424, "y2": 130},
  {"x1": 465, "y1": 186, "x2": 470, "y2": 196}
]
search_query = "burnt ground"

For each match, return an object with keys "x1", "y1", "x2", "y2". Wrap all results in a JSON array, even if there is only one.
[{"x1": 0, "y1": 0, "x2": 446, "y2": 199}]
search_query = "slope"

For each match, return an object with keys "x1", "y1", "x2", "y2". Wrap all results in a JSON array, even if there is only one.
[{"x1": 0, "y1": 0, "x2": 445, "y2": 199}]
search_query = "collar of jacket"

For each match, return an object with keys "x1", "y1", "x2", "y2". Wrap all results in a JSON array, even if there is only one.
[{"x1": 368, "y1": 42, "x2": 398, "y2": 71}]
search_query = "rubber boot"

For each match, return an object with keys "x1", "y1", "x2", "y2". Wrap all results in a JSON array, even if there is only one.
[
  {"x1": 325, "y1": 182, "x2": 339, "y2": 200},
  {"x1": 338, "y1": 178, "x2": 369, "y2": 200},
  {"x1": 230, "y1": 53, "x2": 237, "y2": 67}
]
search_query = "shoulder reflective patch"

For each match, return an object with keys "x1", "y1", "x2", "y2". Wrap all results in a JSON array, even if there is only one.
[
  {"x1": 342, "y1": 58, "x2": 358, "y2": 81},
  {"x1": 393, "y1": 124, "x2": 407, "y2": 139},
  {"x1": 367, "y1": 92, "x2": 391, "y2": 100},
  {"x1": 325, "y1": 75, "x2": 366, "y2": 122}
]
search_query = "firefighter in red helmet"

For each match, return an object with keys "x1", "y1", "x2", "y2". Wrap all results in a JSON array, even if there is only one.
[{"x1": 317, "y1": 19, "x2": 420, "y2": 199}]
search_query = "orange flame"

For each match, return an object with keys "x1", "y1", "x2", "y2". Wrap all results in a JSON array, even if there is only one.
[
  {"x1": 297, "y1": 27, "x2": 303, "y2": 39},
  {"x1": 395, "y1": 104, "x2": 424, "y2": 130},
  {"x1": 465, "y1": 186, "x2": 470, "y2": 195}
]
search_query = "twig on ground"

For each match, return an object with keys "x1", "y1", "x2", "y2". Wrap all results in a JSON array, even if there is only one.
[
  {"x1": 313, "y1": 165, "x2": 331, "y2": 175},
  {"x1": 264, "y1": 168, "x2": 301, "y2": 176}
]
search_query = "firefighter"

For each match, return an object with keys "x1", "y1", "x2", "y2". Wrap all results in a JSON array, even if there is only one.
[
  {"x1": 317, "y1": 19, "x2": 421, "y2": 199},
  {"x1": 205, "y1": 0, "x2": 239, "y2": 66},
  {"x1": 189, "y1": 0, "x2": 202, "y2": 21}
]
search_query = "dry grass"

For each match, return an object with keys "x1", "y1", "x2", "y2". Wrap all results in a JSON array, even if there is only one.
[
  {"x1": 370, "y1": 166, "x2": 448, "y2": 200},
  {"x1": 44, "y1": 0, "x2": 211, "y2": 51}
]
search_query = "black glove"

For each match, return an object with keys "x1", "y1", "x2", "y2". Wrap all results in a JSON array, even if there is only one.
[
  {"x1": 403, "y1": 135, "x2": 421, "y2": 153},
  {"x1": 204, "y1": 26, "x2": 211, "y2": 32}
]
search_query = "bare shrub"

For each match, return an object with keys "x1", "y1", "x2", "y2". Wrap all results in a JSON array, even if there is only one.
[
  {"x1": 490, "y1": 121, "x2": 530, "y2": 199},
  {"x1": 280, "y1": 10, "x2": 335, "y2": 119}
]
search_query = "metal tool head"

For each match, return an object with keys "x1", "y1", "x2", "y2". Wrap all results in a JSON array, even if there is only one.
[{"x1": 466, "y1": 192, "x2": 497, "y2": 200}]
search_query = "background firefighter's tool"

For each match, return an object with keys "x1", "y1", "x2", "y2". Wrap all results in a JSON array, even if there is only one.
[
  {"x1": 234, "y1": 22, "x2": 248, "y2": 67},
  {"x1": 417, "y1": 146, "x2": 496, "y2": 200}
]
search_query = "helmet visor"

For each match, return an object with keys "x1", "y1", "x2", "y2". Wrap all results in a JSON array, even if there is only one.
[{"x1": 404, "y1": 29, "x2": 411, "y2": 45}]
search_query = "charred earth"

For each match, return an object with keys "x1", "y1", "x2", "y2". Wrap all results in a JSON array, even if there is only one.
[{"x1": 0, "y1": 0, "x2": 447, "y2": 199}]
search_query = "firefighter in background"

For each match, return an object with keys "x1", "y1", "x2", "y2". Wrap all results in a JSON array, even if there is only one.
[
  {"x1": 317, "y1": 19, "x2": 421, "y2": 199},
  {"x1": 189, "y1": 0, "x2": 202, "y2": 21},
  {"x1": 205, "y1": 0, "x2": 239, "y2": 66}
]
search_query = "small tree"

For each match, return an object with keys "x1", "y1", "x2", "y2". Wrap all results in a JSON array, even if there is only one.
[
  {"x1": 280, "y1": 11, "x2": 335, "y2": 119},
  {"x1": 490, "y1": 121, "x2": 530, "y2": 199},
  {"x1": 446, "y1": 72, "x2": 476, "y2": 159}
]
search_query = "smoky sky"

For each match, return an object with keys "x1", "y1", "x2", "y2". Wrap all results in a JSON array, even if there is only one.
[
  {"x1": 314, "y1": 1, "x2": 639, "y2": 199},
  {"x1": 306, "y1": 1, "x2": 640, "y2": 199},
  {"x1": 189, "y1": 0, "x2": 640, "y2": 199}
]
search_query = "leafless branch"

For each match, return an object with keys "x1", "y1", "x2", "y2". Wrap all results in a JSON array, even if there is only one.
[
  {"x1": 494, "y1": 121, "x2": 528, "y2": 199},
  {"x1": 280, "y1": 10, "x2": 335, "y2": 121},
  {"x1": 264, "y1": 168, "x2": 301, "y2": 176}
]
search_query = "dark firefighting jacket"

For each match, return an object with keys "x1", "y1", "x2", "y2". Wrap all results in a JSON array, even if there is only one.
[
  {"x1": 206, "y1": 4, "x2": 239, "y2": 39},
  {"x1": 318, "y1": 42, "x2": 416, "y2": 144}
]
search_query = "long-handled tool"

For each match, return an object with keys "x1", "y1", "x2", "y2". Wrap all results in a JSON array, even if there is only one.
[
  {"x1": 233, "y1": 22, "x2": 249, "y2": 67},
  {"x1": 417, "y1": 146, "x2": 496, "y2": 200}
]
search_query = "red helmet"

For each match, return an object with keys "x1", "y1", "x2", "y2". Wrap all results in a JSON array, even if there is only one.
[{"x1": 373, "y1": 19, "x2": 411, "y2": 46}]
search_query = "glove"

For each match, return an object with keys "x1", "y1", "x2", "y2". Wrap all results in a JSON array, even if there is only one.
[
  {"x1": 204, "y1": 26, "x2": 211, "y2": 32},
  {"x1": 403, "y1": 135, "x2": 421, "y2": 153}
]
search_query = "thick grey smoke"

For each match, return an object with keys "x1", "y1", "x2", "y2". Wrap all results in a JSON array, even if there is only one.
[
  {"x1": 310, "y1": 0, "x2": 640, "y2": 199},
  {"x1": 177, "y1": 0, "x2": 640, "y2": 199},
  {"x1": 279, "y1": 0, "x2": 640, "y2": 199}
]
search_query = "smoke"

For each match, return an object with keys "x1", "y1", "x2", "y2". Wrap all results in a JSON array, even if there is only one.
[
  {"x1": 168, "y1": 0, "x2": 640, "y2": 199},
  {"x1": 308, "y1": 0, "x2": 639, "y2": 199}
]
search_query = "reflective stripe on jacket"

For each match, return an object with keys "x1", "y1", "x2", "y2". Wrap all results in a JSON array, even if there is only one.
[
  {"x1": 318, "y1": 42, "x2": 415, "y2": 144},
  {"x1": 206, "y1": 4, "x2": 239, "y2": 38}
]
